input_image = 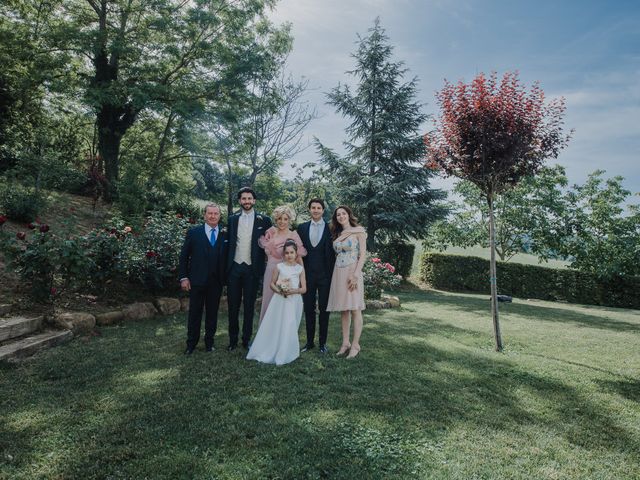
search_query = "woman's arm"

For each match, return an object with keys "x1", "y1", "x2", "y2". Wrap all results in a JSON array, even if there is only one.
[
  {"x1": 291, "y1": 231, "x2": 307, "y2": 263},
  {"x1": 348, "y1": 233, "x2": 367, "y2": 291},
  {"x1": 270, "y1": 266, "x2": 283, "y2": 295}
]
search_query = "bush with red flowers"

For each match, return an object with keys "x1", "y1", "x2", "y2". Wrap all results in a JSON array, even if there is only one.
[
  {"x1": 363, "y1": 253, "x2": 402, "y2": 299},
  {"x1": 0, "y1": 210, "x2": 191, "y2": 302},
  {"x1": 120, "y1": 212, "x2": 190, "y2": 292}
]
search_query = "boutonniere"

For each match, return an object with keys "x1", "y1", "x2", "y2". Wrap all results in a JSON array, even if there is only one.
[
  {"x1": 257, "y1": 215, "x2": 263, "y2": 221},
  {"x1": 220, "y1": 227, "x2": 227, "y2": 235}
]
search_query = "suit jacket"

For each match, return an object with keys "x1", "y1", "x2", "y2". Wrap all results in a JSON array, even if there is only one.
[
  {"x1": 297, "y1": 220, "x2": 335, "y2": 280},
  {"x1": 226, "y1": 210, "x2": 272, "y2": 276},
  {"x1": 178, "y1": 224, "x2": 228, "y2": 286}
]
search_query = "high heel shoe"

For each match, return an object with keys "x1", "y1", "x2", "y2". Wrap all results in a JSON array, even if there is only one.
[
  {"x1": 336, "y1": 343, "x2": 351, "y2": 356},
  {"x1": 346, "y1": 345, "x2": 360, "y2": 359}
]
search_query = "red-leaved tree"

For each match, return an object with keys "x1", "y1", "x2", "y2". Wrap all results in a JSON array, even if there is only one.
[{"x1": 425, "y1": 71, "x2": 571, "y2": 351}]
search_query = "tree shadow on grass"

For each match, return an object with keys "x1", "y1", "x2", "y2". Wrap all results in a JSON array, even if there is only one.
[
  {"x1": 1, "y1": 308, "x2": 639, "y2": 479},
  {"x1": 597, "y1": 378, "x2": 640, "y2": 403},
  {"x1": 408, "y1": 290, "x2": 640, "y2": 333}
]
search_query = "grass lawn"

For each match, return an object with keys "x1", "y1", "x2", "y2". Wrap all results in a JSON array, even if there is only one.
[{"x1": 1, "y1": 289, "x2": 639, "y2": 479}]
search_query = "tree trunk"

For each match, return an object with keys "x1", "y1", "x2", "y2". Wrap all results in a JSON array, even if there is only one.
[
  {"x1": 97, "y1": 116, "x2": 122, "y2": 202},
  {"x1": 225, "y1": 156, "x2": 234, "y2": 216},
  {"x1": 488, "y1": 193, "x2": 503, "y2": 351}
]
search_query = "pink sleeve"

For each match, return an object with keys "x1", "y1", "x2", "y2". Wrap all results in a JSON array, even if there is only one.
[
  {"x1": 258, "y1": 227, "x2": 275, "y2": 250},
  {"x1": 291, "y1": 231, "x2": 307, "y2": 257}
]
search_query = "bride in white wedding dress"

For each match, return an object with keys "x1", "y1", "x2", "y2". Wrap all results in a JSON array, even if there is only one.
[{"x1": 247, "y1": 240, "x2": 307, "y2": 365}]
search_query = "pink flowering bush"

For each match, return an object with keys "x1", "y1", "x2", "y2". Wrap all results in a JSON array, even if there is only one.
[{"x1": 363, "y1": 254, "x2": 402, "y2": 299}]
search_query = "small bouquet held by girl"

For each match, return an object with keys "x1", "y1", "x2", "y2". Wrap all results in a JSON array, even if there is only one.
[
  {"x1": 247, "y1": 239, "x2": 307, "y2": 365},
  {"x1": 276, "y1": 277, "x2": 291, "y2": 297}
]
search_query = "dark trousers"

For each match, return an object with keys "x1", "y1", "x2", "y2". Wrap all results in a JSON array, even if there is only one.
[
  {"x1": 227, "y1": 262, "x2": 259, "y2": 346},
  {"x1": 186, "y1": 281, "x2": 222, "y2": 350},
  {"x1": 303, "y1": 274, "x2": 331, "y2": 347}
]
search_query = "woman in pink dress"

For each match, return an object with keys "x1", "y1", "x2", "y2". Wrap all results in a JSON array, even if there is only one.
[
  {"x1": 326, "y1": 205, "x2": 367, "y2": 359},
  {"x1": 258, "y1": 205, "x2": 307, "y2": 321}
]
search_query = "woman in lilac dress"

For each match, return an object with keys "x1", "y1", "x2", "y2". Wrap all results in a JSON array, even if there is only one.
[
  {"x1": 326, "y1": 205, "x2": 366, "y2": 359},
  {"x1": 258, "y1": 205, "x2": 306, "y2": 321}
]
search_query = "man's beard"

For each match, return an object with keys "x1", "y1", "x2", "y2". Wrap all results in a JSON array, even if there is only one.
[{"x1": 241, "y1": 203, "x2": 253, "y2": 211}]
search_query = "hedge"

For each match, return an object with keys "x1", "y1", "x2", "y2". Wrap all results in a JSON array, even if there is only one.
[
  {"x1": 420, "y1": 252, "x2": 640, "y2": 309},
  {"x1": 378, "y1": 240, "x2": 415, "y2": 279}
]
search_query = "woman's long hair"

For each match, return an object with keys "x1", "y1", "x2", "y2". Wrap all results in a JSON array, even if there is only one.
[{"x1": 330, "y1": 205, "x2": 359, "y2": 240}]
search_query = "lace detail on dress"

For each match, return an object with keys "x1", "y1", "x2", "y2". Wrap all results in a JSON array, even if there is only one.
[{"x1": 334, "y1": 237, "x2": 359, "y2": 268}]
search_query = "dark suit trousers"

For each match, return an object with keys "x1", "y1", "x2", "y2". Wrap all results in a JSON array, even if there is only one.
[
  {"x1": 227, "y1": 262, "x2": 259, "y2": 346},
  {"x1": 303, "y1": 274, "x2": 331, "y2": 347},
  {"x1": 187, "y1": 281, "x2": 222, "y2": 350}
]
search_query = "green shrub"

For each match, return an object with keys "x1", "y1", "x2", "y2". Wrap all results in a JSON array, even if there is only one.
[
  {"x1": 1, "y1": 225, "x2": 57, "y2": 301},
  {"x1": 420, "y1": 252, "x2": 640, "y2": 309},
  {"x1": 42, "y1": 164, "x2": 88, "y2": 194},
  {"x1": 377, "y1": 240, "x2": 415, "y2": 279},
  {"x1": 0, "y1": 183, "x2": 46, "y2": 222}
]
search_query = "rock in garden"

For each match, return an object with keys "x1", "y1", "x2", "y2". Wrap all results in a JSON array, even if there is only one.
[
  {"x1": 366, "y1": 299, "x2": 391, "y2": 309},
  {"x1": 382, "y1": 294, "x2": 401, "y2": 308},
  {"x1": 95, "y1": 311, "x2": 124, "y2": 326},
  {"x1": 154, "y1": 297, "x2": 181, "y2": 315},
  {"x1": 0, "y1": 304, "x2": 12, "y2": 316},
  {"x1": 179, "y1": 297, "x2": 190, "y2": 312},
  {"x1": 122, "y1": 302, "x2": 157, "y2": 321},
  {"x1": 54, "y1": 312, "x2": 96, "y2": 335}
]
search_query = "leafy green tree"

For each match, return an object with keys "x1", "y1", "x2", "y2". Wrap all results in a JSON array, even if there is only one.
[
  {"x1": 191, "y1": 157, "x2": 226, "y2": 201},
  {"x1": 8, "y1": 0, "x2": 286, "y2": 200},
  {"x1": 425, "y1": 165, "x2": 569, "y2": 261},
  {"x1": 316, "y1": 18, "x2": 446, "y2": 250},
  {"x1": 561, "y1": 171, "x2": 639, "y2": 279}
]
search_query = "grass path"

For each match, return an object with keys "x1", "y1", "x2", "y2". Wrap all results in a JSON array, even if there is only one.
[{"x1": 1, "y1": 289, "x2": 639, "y2": 479}]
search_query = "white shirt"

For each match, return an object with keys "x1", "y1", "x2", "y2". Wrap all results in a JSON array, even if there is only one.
[
  {"x1": 310, "y1": 219, "x2": 325, "y2": 247},
  {"x1": 234, "y1": 210, "x2": 254, "y2": 265}
]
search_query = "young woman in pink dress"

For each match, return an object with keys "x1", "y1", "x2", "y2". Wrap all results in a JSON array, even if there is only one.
[
  {"x1": 326, "y1": 205, "x2": 367, "y2": 359},
  {"x1": 258, "y1": 205, "x2": 306, "y2": 321}
]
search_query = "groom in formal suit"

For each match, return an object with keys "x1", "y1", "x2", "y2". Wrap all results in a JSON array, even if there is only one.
[
  {"x1": 226, "y1": 187, "x2": 272, "y2": 351},
  {"x1": 297, "y1": 198, "x2": 335, "y2": 354},
  {"x1": 179, "y1": 203, "x2": 228, "y2": 354}
]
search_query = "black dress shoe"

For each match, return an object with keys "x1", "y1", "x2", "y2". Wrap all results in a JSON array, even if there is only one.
[
  {"x1": 206, "y1": 346, "x2": 215, "y2": 352},
  {"x1": 301, "y1": 343, "x2": 315, "y2": 353},
  {"x1": 184, "y1": 348, "x2": 194, "y2": 355},
  {"x1": 227, "y1": 344, "x2": 237, "y2": 352},
  {"x1": 319, "y1": 345, "x2": 329, "y2": 354}
]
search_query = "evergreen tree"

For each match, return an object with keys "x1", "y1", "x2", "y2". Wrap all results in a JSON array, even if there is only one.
[{"x1": 316, "y1": 18, "x2": 446, "y2": 250}]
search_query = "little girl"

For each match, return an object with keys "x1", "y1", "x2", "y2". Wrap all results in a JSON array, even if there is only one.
[{"x1": 247, "y1": 240, "x2": 307, "y2": 365}]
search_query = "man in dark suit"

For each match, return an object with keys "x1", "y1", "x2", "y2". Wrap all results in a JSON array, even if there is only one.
[
  {"x1": 179, "y1": 203, "x2": 228, "y2": 354},
  {"x1": 225, "y1": 187, "x2": 272, "y2": 351},
  {"x1": 297, "y1": 198, "x2": 335, "y2": 354}
]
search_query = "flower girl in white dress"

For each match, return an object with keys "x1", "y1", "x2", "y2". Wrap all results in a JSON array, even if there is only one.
[{"x1": 247, "y1": 240, "x2": 307, "y2": 365}]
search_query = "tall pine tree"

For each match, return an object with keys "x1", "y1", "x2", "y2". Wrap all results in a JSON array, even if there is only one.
[{"x1": 316, "y1": 18, "x2": 446, "y2": 250}]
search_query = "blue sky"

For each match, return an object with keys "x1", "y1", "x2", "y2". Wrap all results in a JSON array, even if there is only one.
[{"x1": 270, "y1": 0, "x2": 640, "y2": 196}]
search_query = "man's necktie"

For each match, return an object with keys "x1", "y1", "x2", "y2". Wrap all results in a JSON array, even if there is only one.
[{"x1": 210, "y1": 228, "x2": 217, "y2": 246}]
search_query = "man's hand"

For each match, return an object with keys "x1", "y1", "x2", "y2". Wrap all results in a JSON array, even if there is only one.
[{"x1": 181, "y1": 279, "x2": 191, "y2": 291}]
